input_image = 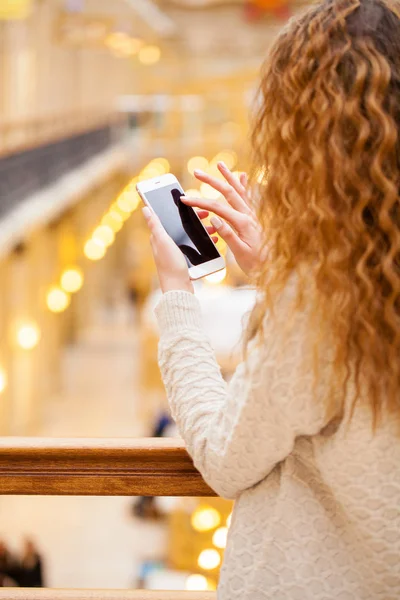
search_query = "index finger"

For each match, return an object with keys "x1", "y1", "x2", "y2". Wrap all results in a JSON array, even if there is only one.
[
  {"x1": 194, "y1": 168, "x2": 248, "y2": 213},
  {"x1": 181, "y1": 195, "x2": 246, "y2": 233}
]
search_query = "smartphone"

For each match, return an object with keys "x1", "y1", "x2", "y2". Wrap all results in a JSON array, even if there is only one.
[{"x1": 137, "y1": 173, "x2": 225, "y2": 280}]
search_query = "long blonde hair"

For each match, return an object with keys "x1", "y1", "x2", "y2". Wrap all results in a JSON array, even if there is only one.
[{"x1": 249, "y1": 0, "x2": 400, "y2": 419}]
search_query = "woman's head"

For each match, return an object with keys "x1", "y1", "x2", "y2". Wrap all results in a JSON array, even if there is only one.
[{"x1": 251, "y1": 0, "x2": 400, "y2": 417}]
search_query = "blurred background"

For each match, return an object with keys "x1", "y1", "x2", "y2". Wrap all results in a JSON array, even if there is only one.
[{"x1": 0, "y1": 0, "x2": 305, "y2": 592}]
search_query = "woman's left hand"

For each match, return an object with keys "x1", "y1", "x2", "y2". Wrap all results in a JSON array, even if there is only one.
[{"x1": 142, "y1": 206, "x2": 194, "y2": 294}]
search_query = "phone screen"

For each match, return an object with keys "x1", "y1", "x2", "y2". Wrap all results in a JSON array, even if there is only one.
[{"x1": 143, "y1": 183, "x2": 220, "y2": 268}]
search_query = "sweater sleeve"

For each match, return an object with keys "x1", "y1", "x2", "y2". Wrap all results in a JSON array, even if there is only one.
[{"x1": 155, "y1": 289, "x2": 332, "y2": 499}]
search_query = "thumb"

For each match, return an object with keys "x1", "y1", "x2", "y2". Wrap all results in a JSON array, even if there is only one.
[
  {"x1": 142, "y1": 207, "x2": 166, "y2": 239},
  {"x1": 210, "y1": 216, "x2": 245, "y2": 255}
]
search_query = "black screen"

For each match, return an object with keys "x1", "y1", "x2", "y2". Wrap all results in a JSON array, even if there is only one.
[{"x1": 144, "y1": 183, "x2": 220, "y2": 268}]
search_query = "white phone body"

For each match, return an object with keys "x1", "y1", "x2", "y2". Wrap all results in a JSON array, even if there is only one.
[{"x1": 137, "y1": 173, "x2": 225, "y2": 280}]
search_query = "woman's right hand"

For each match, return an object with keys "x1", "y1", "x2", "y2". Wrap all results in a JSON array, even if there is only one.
[{"x1": 181, "y1": 161, "x2": 263, "y2": 276}]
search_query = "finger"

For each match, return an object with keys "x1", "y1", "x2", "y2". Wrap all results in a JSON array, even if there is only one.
[
  {"x1": 196, "y1": 209, "x2": 209, "y2": 220},
  {"x1": 182, "y1": 195, "x2": 247, "y2": 233},
  {"x1": 142, "y1": 207, "x2": 168, "y2": 241},
  {"x1": 194, "y1": 168, "x2": 247, "y2": 213},
  {"x1": 217, "y1": 162, "x2": 250, "y2": 211},
  {"x1": 212, "y1": 236, "x2": 218, "y2": 243},
  {"x1": 239, "y1": 172, "x2": 251, "y2": 207},
  {"x1": 206, "y1": 225, "x2": 217, "y2": 235},
  {"x1": 210, "y1": 215, "x2": 248, "y2": 257}
]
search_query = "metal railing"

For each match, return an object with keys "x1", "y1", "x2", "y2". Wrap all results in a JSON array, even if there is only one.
[{"x1": 0, "y1": 112, "x2": 126, "y2": 219}]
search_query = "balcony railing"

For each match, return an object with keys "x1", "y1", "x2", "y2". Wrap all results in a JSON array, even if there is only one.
[
  {"x1": 0, "y1": 437, "x2": 214, "y2": 496},
  {"x1": 0, "y1": 112, "x2": 126, "y2": 220},
  {"x1": 0, "y1": 591, "x2": 216, "y2": 599},
  {"x1": 0, "y1": 438, "x2": 216, "y2": 599}
]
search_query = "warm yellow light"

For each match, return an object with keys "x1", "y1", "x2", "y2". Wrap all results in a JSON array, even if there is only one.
[
  {"x1": 191, "y1": 506, "x2": 221, "y2": 532},
  {"x1": 84, "y1": 239, "x2": 106, "y2": 261},
  {"x1": 213, "y1": 527, "x2": 228, "y2": 549},
  {"x1": 146, "y1": 161, "x2": 166, "y2": 177},
  {"x1": 0, "y1": 369, "x2": 7, "y2": 394},
  {"x1": 200, "y1": 182, "x2": 221, "y2": 200},
  {"x1": 184, "y1": 188, "x2": 202, "y2": 198},
  {"x1": 61, "y1": 268, "x2": 84, "y2": 293},
  {"x1": 17, "y1": 323, "x2": 41, "y2": 350},
  {"x1": 226, "y1": 513, "x2": 232, "y2": 528},
  {"x1": 139, "y1": 166, "x2": 163, "y2": 181},
  {"x1": 102, "y1": 212, "x2": 123, "y2": 233},
  {"x1": 47, "y1": 287, "x2": 70, "y2": 313},
  {"x1": 117, "y1": 191, "x2": 140, "y2": 213},
  {"x1": 152, "y1": 157, "x2": 170, "y2": 173},
  {"x1": 211, "y1": 150, "x2": 238, "y2": 170},
  {"x1": 197, "y1": 549, "x2": 221, "y2": 571},
  {"x1": 188, "y1": 156, "x2": 209, "y2": 176},
  {"x1": 206, "y1": 269, "x2": 227, "y2": 285},
  {"x1": 110, "y1": 204, "x2": 130, "y2": 222},
  {"x1": 139, "y1": 45, "x2": 161, "y2": 65},
  {"x1": 92, "y1": 225, "x2": 115, "y2": 247},
  {"x1": 185, "y1": 575, "x2": 208, "y2": 591},
  {"x1": 106, "y1": 33, "x2": 143, "y2": 57}
]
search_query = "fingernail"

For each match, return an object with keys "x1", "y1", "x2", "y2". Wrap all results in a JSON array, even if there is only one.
[
  {"x1": 218, "y1": 161, "x2": 227, "y2": 170},
  {"x1": 211, "y1": 216, "x2": 223, "y2": 229},
  {"x1": 194, "y1": 169, "x2": 206, "y2": 176},
  {"x1": 142, "y1": 207, "x2": 152, "y2": 219}
]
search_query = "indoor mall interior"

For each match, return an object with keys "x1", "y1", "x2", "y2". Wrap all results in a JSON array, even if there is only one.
[{"x1": 0, "y1": 0, "x2": 302, "y2": 594}]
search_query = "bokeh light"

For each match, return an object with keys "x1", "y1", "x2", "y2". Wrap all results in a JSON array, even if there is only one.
[
  {"x1": 185, "y1": 574, "x2": 208, "y2": 591},
  {"x1": 139, "y1": 45, "x2": 161, "y2": 65},
  {"x1": 84, "y1": 239, "x2": 106, "y2": 261},
  {"x1": 110, "y1": 204, "x2": 130, "y2": 222},
  {"x1": 0, "y1": 369, "x2": 7, "y2": 394},
  {"x1": 152, "y1": 157, "x2": 170, "y2": 173},
  {"x1": 197, "y1": 549, "x2": 221, "y2": 571},
  {"x1": 46, "y1": 287, "x2": 70, "y2": 313},
  {"x1": 213, "y1": 527, "x2": 228, "y2": 549},
  {"x1": 17, "y1": 322, "x2": 41, "y2": 350},
  {"x1": 188, "y1": 156, "x2": 209, "y2": 176},
  {"x1": 61, "y1": 268, "x2": 84, "y2": 294},
  {"x1": 92, "y1": 225, "x2": 115, "y2": 248},
  {"x1": 226, "y1": 513, "x2": 232, "y2": 528},
  {"x1": 117, "y1": 192, "x2": 140, "y2": 213},
  {"x1": 191, "y1": 506, "x2": 221, "y2": 532},
  {"x1": 211, "y1": 150, "x2": 238, "y2": 170},
  {"x1": 200, "y1": 182, "x2": 221, "y2": 200},
  {"x1": 102, "y1": 212, "x2": 123, "y2": 233}
]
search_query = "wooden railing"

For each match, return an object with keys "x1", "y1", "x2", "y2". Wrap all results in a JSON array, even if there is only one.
[
  {"x1": 0, "y1": 592, "x2": 216, "y2": 600},
  {"x1": 0, "y1": 438, "x2": 214, "y2": 496},
  {"x1": 0, "y1": 438, "x2": 216, "y2": 598},
  {"x1": 0, "y1": 111, "x2": 125, "y2": 158}
]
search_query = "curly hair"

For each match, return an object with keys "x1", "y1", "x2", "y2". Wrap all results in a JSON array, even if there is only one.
[{"x1": 249, "y1": 0, "x2": 400, "y2": 422}]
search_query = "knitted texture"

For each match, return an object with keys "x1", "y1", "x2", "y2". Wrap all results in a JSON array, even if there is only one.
[{"x1": 156, "y1": 290, "x2": 400, "y2": 600}]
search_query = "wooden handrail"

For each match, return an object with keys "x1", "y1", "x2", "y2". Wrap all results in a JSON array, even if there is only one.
[
  {"x1": 0, "y1": 438, "x2": 215, "y2": 496},
  {"x1": 0, "y1": 591, "x2": 216, "y2": 600}
]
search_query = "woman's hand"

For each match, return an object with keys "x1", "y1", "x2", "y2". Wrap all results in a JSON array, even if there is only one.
[
  {"x1": 181, "y1": 161, "x2": 263, "y2": 276},
  {"x1": 142, "y1": 207, "x2": 194, "y2": 294}
]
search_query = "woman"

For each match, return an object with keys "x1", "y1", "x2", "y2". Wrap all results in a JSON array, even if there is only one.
[{"x1": 143, "y1": 0, "x2": 400, "y2": 597}]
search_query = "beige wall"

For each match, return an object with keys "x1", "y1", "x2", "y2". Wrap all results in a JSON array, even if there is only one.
[{"x1": 0, "y1": 0, "x2": 135, "y2": 120}]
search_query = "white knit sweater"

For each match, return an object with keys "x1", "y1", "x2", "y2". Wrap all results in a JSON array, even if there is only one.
[{"x1": 156, "y1": 290, "x2": 400, "y2": 600}]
